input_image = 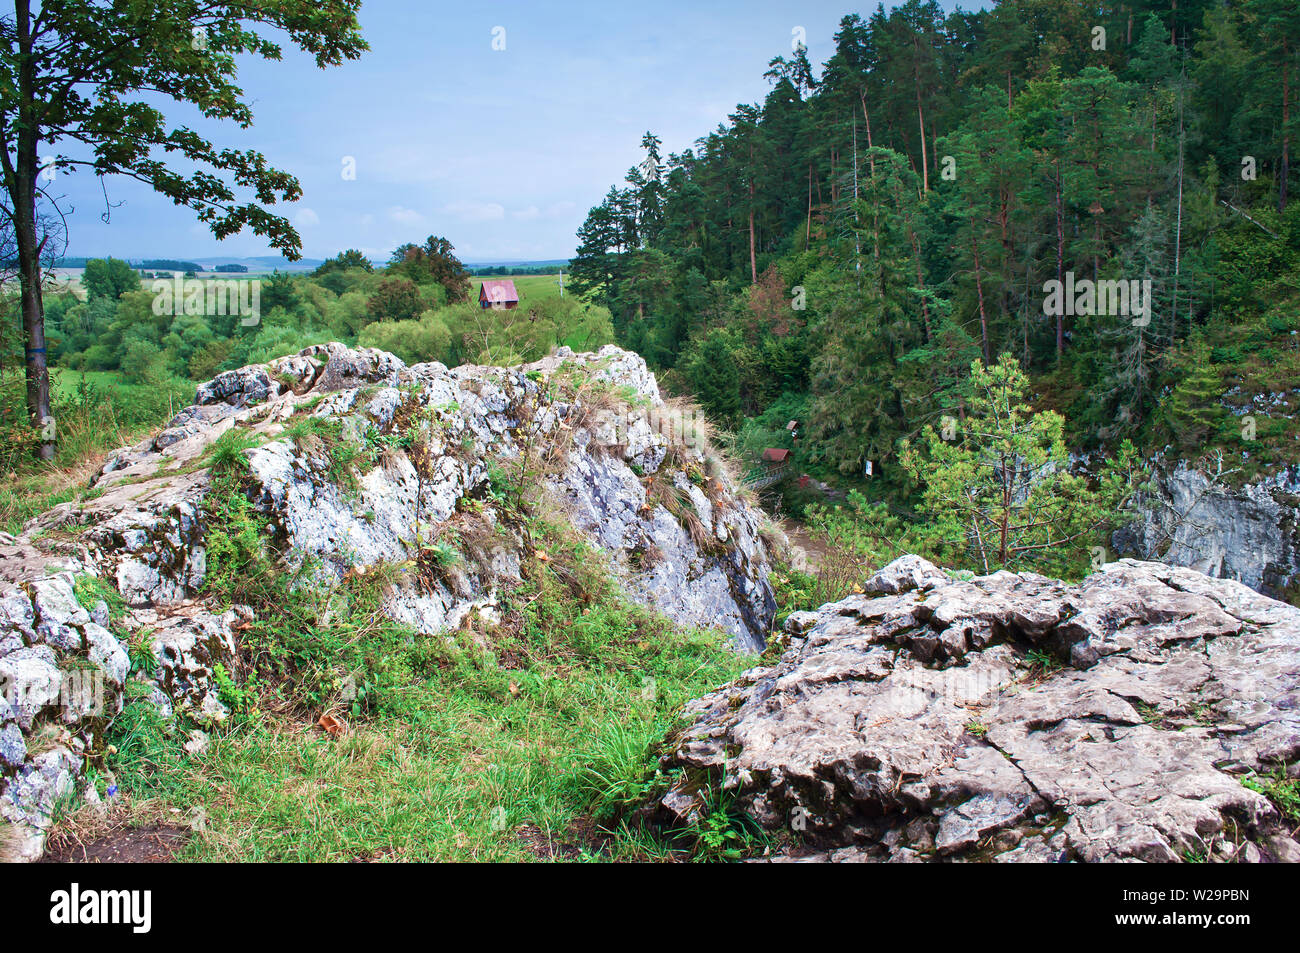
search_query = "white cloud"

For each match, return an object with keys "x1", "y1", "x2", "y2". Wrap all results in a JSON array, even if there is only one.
[
  {"x1": 388, "y1": 205, "x2": 424, "y2": 225},
  {"x1": 294, "y1": 207, "x2": 321, "y2": 228},
  {"x1": 443, "y1": 200, "x2": 506, "y2": 224}
]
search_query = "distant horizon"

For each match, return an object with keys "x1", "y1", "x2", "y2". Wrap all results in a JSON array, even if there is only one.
[{"x1": 50, "y1": 254, "x2": 574, "y2": 269}]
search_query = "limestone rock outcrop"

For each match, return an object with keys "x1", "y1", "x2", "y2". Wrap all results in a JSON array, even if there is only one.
[
  {"x1": 1116, "y1": 462, "x2": 1300, "y2": 602},
  {"x1": 659, "y1": 556, "x2": 1300, "y2": 863},
  {"x1": 1, "y1": 343, "x2": 777, "y2": 859}
]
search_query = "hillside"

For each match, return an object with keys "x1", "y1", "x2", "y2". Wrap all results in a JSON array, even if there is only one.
[{"x1": 2, "y1": 342, "x2": 1298, "y2": 866}]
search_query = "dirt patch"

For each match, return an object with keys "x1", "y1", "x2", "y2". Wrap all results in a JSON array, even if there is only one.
[
  {"x1": 348, "y1": 846, "x2": 404, "y2": 863},
  {"x1": 41, "y1": 823, "x2": 190, "y2": 864},
  {"x1": 515, "y1": 817, "x2": 609, "y2": 861}
]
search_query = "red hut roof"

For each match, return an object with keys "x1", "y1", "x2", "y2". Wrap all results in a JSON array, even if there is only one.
[
  {"x1": 479, "y1": 279, "x2": 520, "y2": 304},
  {"x1": 761, "y1": 448, "x2": 790, "y2": 462}
]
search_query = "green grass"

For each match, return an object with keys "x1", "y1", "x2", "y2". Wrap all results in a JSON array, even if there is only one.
[
  {"x1": 91, "y1": 464, "x2": 746, "y2": 861},
  {"x1": 99, "y1": 598, "x2": 740, "y2": 861},
  {"x1": 0, "y1": 368, "x2": 193, "y2": 533},
  {"x1": 470, "y1": 273, "x2": 568, "y2": 305},
  {"x1": 1243, "y1": 768, "x2": 1300, "y2": 824}
]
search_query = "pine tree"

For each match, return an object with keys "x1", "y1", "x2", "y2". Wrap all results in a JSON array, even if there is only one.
[{"x1": 899, "y1": 355, "x2": 1141, "y2": 577}]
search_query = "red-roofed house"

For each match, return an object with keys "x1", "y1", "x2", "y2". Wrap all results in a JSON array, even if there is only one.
[{"x1": 479, "y1": 279, "x2": 520, "y2": 310}]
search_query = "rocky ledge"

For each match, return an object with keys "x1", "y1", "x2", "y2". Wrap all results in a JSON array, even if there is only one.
[
  {"x1": 19, "y1": 343, "x2": 775, "y2": 650},
  {"x1": 1, "y1": 343, "x2": 776, "y2": 859},
  {"x1": 659, "y1": 555, "x2": 1300, "y2": 863}
]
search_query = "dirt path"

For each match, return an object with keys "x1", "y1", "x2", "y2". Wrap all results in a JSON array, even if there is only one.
[{"x1": 780, "y1": 518, "x2": 830, "y2": 573}]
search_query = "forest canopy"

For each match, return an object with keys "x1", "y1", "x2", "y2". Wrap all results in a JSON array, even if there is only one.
[{"x1": 569, "y1": 0, "x2": 1300, "y2": 489}]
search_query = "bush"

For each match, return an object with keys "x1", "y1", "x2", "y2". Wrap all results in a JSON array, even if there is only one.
[
  {"x1": 367, "y1": 276, "x2": 423, "y2": 322},
  {"x1": 358, "y1": 310, "x2": 452, "y2": 365}
]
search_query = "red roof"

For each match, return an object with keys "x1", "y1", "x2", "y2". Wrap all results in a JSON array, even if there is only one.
[
  {"x1": 761, "y1": 448, "x2": 790, "y2": 462},
  {"x1": 479, "y1": 279, "x2": 519, "y2": 303}
]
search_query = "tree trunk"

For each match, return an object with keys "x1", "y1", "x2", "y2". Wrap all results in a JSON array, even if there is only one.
[
  {"x1": 913, "y1": 37, "x2": 929, "y2": 192},
  {"x1": 860, "y1": 94, "x2": 880, "y2": 262},
  {"x1": 12, "y1": 0, "x2": 53, "y2": 459},
  {"x1": 747, "y1": 186, "x2": 757, "y2": 284},
  {"x1": 1282, "y1": 45, "x2": 1291, "y2": 213},
  {"x1": 998, "y1": 453, "x2": 1011, "y2": 567},
  {"x1": 972, "y1": 225, "x2": 991, "y2": 366},
  {"x1": 860, "y1": 90, "x2": 876, "y2": 170}
]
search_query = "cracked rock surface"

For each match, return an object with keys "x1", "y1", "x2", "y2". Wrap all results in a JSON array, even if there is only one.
[{"x1": 660, "y1": 556, "x2": 1300, "y2": 863}]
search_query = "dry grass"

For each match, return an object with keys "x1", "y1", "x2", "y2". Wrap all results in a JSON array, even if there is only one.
[{"x1": 644, "y1": 474, "x2": 724, "y2": 557}]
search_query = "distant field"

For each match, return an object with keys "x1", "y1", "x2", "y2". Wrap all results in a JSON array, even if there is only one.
[
  {"x1": 470, "y1": 273, "x2": 568, "y2": 304},
  {"x1": 45, "y1": 267, "x2": 281, "y2": 301},
  {"x1": 51, "y1": 367, "x2": 176, "y2": 392},
  {"x1": 51, "y1": 368, "x2": 194, "y2": 416},
  {"x1": 47, "y1": 268, "x2": 573, "y2": 306}
]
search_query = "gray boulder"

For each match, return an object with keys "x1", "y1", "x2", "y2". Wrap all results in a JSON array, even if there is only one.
[{"x1": 660, "y1": 556, "x2": 1300, "y2": 863}]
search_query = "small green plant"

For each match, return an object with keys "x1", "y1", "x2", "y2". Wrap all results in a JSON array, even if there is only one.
[
  {"x1": 1243, "y1": 768, "x2": 1300, "y2": 823},
  {"x1": 966, "y1": 719, "x2": 989, "y2": 738},
  {"x1": 127, "y1": 629, "x2": 159, "y2": 677},
  {"x1": 202, "y1": 480, "x2": 274, "y2": 606},
  {"x1": 102, "y1": 701, "x2": 185, "y2": 799},
  {"x1": 363, "y1": 427, "x2": 413, "y2": 465},
  {"x1": 688, "y1": 790, "x2": 762, "y2": 862},
  {"x1": 73, "y1": 574, "x2": 127, "y2": 623},
  {"x1": 570, "y1": 717, "x2": 659, "y2": 817},
  {"x1": 696, "y1": 807, "x2": 745, "y2": 859},
  {"x1": 1024, "y1": 648, "x2": 1060, "y2": 674},
  {"x1": 212, "y1": 662, "x2": 250, "y2": 713},
  {"x1": 1135, "y1": 701, "x2": 1164, "y2": 725},
  {"x1": 203, "y1": 427, "x2": 262, "y2": 475},
  {"x1": 423, "y1": 540, "x2": 461, "y2": 567}
]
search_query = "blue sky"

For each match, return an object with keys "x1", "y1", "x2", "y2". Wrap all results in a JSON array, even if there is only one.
[{"x1": 49, "y1": 1, "x2": 980, "y2": 264}]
